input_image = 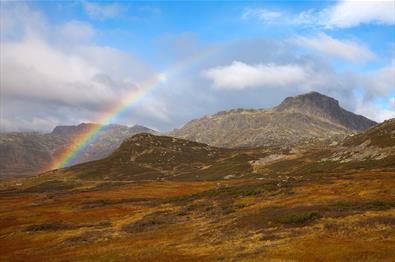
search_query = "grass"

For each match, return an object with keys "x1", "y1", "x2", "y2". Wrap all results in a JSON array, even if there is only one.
[
  {"x1": 23, "y1": 180, "x2": 76, "y2": 193},
  {"x1": 0, "y1": 159, "x2": 394, "y2": 261},
  {"x1": 327, "y1": 200, "x2": 395, "y2": 212},
  {"x1": 25, "y1": 222, "x2": 74, "y2": 232},
  {"x1": 122, "y1": 211, "x2": 178, "y2": 233},
  {"x1": 169, "y1": 182, "x2": 282, "y2": 203},
  {"x1": 275, "y1": 211, "x2": 322, "y2": 225}
]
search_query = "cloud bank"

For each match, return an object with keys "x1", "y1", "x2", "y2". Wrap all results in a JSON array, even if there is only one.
[
  {"x1": 0, "y1": 1, "x2": 393, "y2": 132},
  {"x1": 294, "y1": 33, "x2": 375, "y2": 62},
  {"x1": 0, "y1": 3, "x2": 166, "y2": 132},
  {"x1": 242, "y1": 0, "x2": 395, "y2": 29},
  {"x1": 203, "y1": 61, "x2": 307, "y2": 89}
]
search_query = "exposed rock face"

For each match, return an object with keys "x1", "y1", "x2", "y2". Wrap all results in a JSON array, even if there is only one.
[
  {"x1": 170, "y1": 92, "x2": 377, "y2": 148},
  {"x1": 276, "y1": 92, "x2": 376, "y2": 131},
  {"x1": 0, "y1": 124, "x2": 157, "y2": 178},
  {"x1": 321, "y1": 118, "x2": 395, "y2": 163}
]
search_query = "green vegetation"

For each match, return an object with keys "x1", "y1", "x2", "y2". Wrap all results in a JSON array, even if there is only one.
[
  {"x1": 275, "y1": 211, "x2": 322, "y2": 225},
  {"x1": 25, "y1": 223, "x2": 74, "y2": 232},
  {"x1": 327, "y1": 200, "x2": 395, "y2": 212},
  {"x1": 23, "y1": 180, "x2": 76, "y2": 193},
  {"x1": 169, "y1": 182, "x2": 282, "y2": 204},
  {"x1": 122, "y1": 211, "x2": 178, "y2": 233}
]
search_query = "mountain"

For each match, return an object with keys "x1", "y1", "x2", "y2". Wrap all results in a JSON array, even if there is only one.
[
  {"x1": 1, "y1": 118, "x2": 393, "y2": 261},
  {"x1": 343, "y1": 118, "x2": 395, "y2": 148},
  {"x1": 59, "y1": 133, "x2": 261, "y2": 181},
  {"x1": 50, "y1": 118, "x2": 395, "y2": 183},
  {"x1": 275, "y1": 91, "x2": 376, "y2": 131},
  {"x1": 170, "y1": 92, "x2": 377, "y2": 148},
  {"x1": 51, "y1": 123, "x2": 157, "y2": 164},
  {"x1": 320, "y1": 118, "x2": 395, "y2": 166},
  {"x1": 0, "y1": 123, "x2": 157, "y2": 178}
]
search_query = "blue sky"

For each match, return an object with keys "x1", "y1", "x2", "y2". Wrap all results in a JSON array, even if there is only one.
[{"x1": 0, "y1": 0, "x2": 394, "y2": 132}]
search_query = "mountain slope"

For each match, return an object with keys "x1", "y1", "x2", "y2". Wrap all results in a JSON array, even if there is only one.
[
  {"x1": 0, "y1": 123, "x2": 157, "y2": 178},
  {"x1": 170, "y1": 92, "x2": 377, "y2": 148},
  {"x1": 52, "y1": 119, "x2": 395, "y2": 183},
  {"x1": 60, "y1": 133, "x2": 262, "y2": 181},
  {"x1": 276, "y1": 91, "x2": 376, "y2": 131},
  {"x1": 320, "y1": 118, "x2": 395, "y2": 166}
]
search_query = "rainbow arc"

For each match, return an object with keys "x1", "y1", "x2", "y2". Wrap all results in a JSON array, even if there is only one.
[{"x1": 48, "y1": 48, "x2": 217, "y2": 170}]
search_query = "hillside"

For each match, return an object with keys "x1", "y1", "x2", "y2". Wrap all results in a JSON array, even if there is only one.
[
  {"x1": 0, "y1": 123, "x2": 157, "y2": 178},
  {"x1": 57, "y1": 133, "x2": 267, "y2": 181},
  {"x1": 45, "y1": 119, "x2": 395, "y2": 183},
  {"x1": 170, "y1": 92, "x2": 377, "y2": 148},
  {"x1": 319, "y1": 118, "x2": 395, "y2": 167},
  {"x1": 0, "y1": 117, "x2": 394, "y2": 261}
]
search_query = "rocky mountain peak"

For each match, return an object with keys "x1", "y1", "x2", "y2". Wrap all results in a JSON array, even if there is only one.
[
  {"x1": 51, "y1": 123, "x2": 99, "y2": 136},
  {"x1": 129, "y1": 125, "x2": 157, "y2": 133},
  {"x1": 276, "y1": 91, "x2": 340, "y2": 113},
  {"x1": 170, "y1": 91, "x2": 377, "y2": 148},
  {"x1": 275, "y1": 91, "x2": 376, "y2": 131}
]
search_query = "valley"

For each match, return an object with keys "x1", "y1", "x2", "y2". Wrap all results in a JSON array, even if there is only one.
[
  {"x1": 2, "y1": 1, "x2": 394, "y2": 261},
  {"x1": 1, "y1": 119, "x2": 394, "y2": 261}
]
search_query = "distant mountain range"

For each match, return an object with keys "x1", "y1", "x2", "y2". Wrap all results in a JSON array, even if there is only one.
[
  {"x1": 0, "y1": 124, "x2": 157, "y2": 178},
  {"x1": 44, "y1": 117, "x2": 395, "y2": 182},
  {"x1": 0, "y1": 91, "x2": 380, "y2": 178},
  {"x1": 170, "y1": 91, "x2": 377, "y2": 148}
]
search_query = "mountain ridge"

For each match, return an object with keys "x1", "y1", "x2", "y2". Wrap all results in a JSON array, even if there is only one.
[
  {"x1": 0, "y1": 123, "x2": 157, "y2": 178},
  {"x1": 45, "y1": 118, "x2": 394, "y2": 182},
  {"x1": 275, "y1": 91, "x2": 376, "y2": 130},
  {"x1": 170, "y1": 91, "x2": 376, "y2": 148}
]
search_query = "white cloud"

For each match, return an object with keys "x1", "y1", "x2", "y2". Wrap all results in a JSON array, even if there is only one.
[
  {"x1": 363, "y1": 61, "x2": 395, "y2": 97},
  {"x1": 0, "y1": 4, "x2": 168, "y2": 132},
  {"x1": 241, "y1": 7, "x2": 317, "y2": 26},
  {"x1": 242, "y1": 8, "x2": 282, "y2": 23},
  {"x1": 294, "y1": 33, "x2": 375, "y2": 62},
  {"x1": 390, "y1": 97, "x2": 395, "y2": 107},
  {"x1": 58, "y1": 20, "x2": 95, "y2": 43},
  {"x1": 0, "y1": 2, "x2": 48, "y2": 40},
  {"x1": 1, "y1": 37, "x2": 116, "y2": 106},
  {"x1": 81, "y1": 1, "x2": 122, "y2": 19},
  {"x1": 203, "y1": 61, "x2": 307, "y2": 89},
  {"x1": 355, "y1": 100, "x2": 395, "y2": 122},
  {"x1": 321, "y1": 0, "x2": 395, "y2": 28},
  {"x1": 242, "y1": 0, "x2": 395, "y2": 29},
  {"x1": 352, "y1": 61, "x2": 395, "y2": 122}
]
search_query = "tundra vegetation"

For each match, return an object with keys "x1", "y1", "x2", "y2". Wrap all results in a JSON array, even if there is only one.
[{"x1": 0, "y1": 119, "x2": 394, "y2": 261}]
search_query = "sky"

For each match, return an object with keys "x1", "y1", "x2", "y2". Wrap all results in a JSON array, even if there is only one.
[{"x1": 0, "y1": 0, "x2": 394, "y2": 132}]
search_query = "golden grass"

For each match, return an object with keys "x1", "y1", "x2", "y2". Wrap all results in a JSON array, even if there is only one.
[{"x1": 0, "y1": 171, "x2": 394, "y2": 261}]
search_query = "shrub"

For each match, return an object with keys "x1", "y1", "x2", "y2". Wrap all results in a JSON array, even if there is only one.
[
  {"x1": 276, "y1": 211, "x2": 322, "y2": 225},
  {"x1": 25, "y1": 222, "x2": 73, "y2": 232}
]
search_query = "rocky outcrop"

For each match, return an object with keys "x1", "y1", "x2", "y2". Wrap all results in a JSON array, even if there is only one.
[
  {"x1": 170, "y1": 92, "x2": 377, "y2": 148},
  {"x1": 321, "y1": 118, "x2": 395, "y2": 163}
]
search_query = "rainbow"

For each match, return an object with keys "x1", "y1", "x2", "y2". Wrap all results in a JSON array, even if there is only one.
[{"x1": 48, "y1": 47, "x2": 217, "y2": 171}]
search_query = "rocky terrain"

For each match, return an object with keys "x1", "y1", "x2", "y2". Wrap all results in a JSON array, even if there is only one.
[
  {"x1": 0, "y1": 123, "x2": 157, "y2": 178},
  {"x1": 170, "y1": 92, "x2": 377, "y2": 148},
  {"x1": 321, "y1": 118, "x2": 395, "y2": 165},
  {"x1": 1, "y1": 92, "x2": 377, "y2": 179},
  {"x1": 0, "y1": 93, "x2": 392, "y2": 261},
  {"x1": 0, "y1": 118, "x2": 394, "y2": 261},
  {"x1": 52, "y1": 133, "x2": 268, "y2": 181}
]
